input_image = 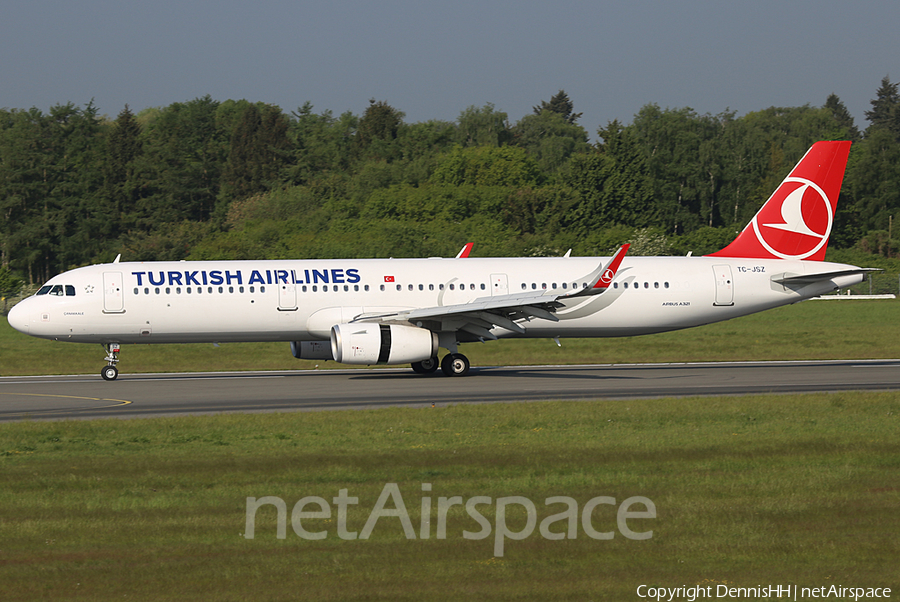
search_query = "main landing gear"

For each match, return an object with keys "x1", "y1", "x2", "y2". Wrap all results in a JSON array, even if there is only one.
[
  {"x1": 412, "y1": 353, "x2": 470, "y2": 376},
  {"x1": 411, "y1": 356, "x2": 439, "y2": 374},
  {"x1": 441, "y1": 353, "x2": 470, "y2": 377},
  {"x1": 101, "y1": 343, "x2": 120, "y2": 381}
]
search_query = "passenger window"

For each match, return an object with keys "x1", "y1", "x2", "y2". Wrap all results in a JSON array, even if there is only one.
[
  {"x1": 344, "y1": 285, "x2": 349, "y2": 292},
  {"x1": 261, "y1": 286, "x2": 266, "y2": 293},
  {"x1": 450, "y1": 284, "x2": 455, "y2": 291},
  {"x1": 429, "y1": 284, "x2": 434, "y2": 291},
  {"x1": 364, "y1": 285, "x2": 369, "y2": 291},
  {"x1": 562, "y1": 283, "x2": 567, "y2": 289},
  {"x1": 229, "y1": 286, "x2": 234, "y2": 293},
  {"x1": 396, "y1": 284, "x2": 401, "y2": 291},
  {"x1": 155, "y1": 287, "x2": 160, "y2": 294},
  {"x1": 249, "y1": 286, "x2": 254, "y2": 293},
  {"x1": 312, "y1": 286, "x2": 317, "y2": 292},
  {"x1": 176, "y1": 287, "x2": 182, "y2": 294},
  {"x1": 239, "y1": 286, "x2": 245, "y2": 293},
  {"x1": 380, "y1": 285, "x2": 385, "y2": 291},
  {"x1": 654, "y1": 282, "x2": 659, "y2": 289},
  {"x1": 542, "y1": 283, "x2": 547, "y2": 289},
  {"x1": 218, "y1": 287, "x2": 224, "y2": 293},
  {"x1": 480, "y1": 283, "x2": 485, "y2": 290},
  {"x1": 144, "y1": 288, "x2": 149, "y2": 295},
  {"x1": 521, "y1": 283, "x2": 527, "y2": 290},
  {"x1": 531, "y1": 283, "x2": 536, "y2": 290}
]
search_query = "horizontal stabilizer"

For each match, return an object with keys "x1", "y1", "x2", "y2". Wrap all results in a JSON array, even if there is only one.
[{"x1": 771, "y1": 267, "x2": 881, "y2": 285}]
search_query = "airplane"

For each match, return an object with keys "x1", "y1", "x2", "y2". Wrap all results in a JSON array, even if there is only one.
[{"x1": 7, "y1": 140, "x2": 875, "y2": 381}]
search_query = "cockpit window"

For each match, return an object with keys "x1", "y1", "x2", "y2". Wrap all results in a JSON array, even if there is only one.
[{"x1": 35, "y1": 284, "x2": 76, "y2": 296}]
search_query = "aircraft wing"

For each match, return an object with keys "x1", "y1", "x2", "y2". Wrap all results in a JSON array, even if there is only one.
[{"x1": 352, "y1": 245, "x2": 629, "y2": 339}]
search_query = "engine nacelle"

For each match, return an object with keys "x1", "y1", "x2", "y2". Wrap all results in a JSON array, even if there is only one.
[
  {"x1": 290, "y1": 340, "x2": 334, "y2": 360},
  {"x1": 330, "y1": 323, "x2": 438, "y2": 365}
]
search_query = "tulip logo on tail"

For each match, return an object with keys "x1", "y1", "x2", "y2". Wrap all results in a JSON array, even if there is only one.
[
  {"x1": 752, "y1": 178, "x2": 832, "y2": 260},
  {"x1": 709, "y1": 140, "x2": 850, "y2": 262}
]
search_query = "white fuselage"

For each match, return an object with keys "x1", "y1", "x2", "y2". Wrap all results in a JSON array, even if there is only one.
[{"x1": 8, "y1": 255, "x2": 863, "y2": 346}]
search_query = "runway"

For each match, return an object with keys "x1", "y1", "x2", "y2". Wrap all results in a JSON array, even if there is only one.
[{"x1": 1, "y1": 359, "x2": 899, "y2": 422}]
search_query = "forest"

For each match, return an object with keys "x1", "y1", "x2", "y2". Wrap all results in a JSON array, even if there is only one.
[{"x1": 2, "y1": 78, "x2": 900, "y2": 298}]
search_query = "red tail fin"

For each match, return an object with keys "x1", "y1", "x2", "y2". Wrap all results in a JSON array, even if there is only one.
[{"x1": 709, "y1": 140, "x2": 851, "y2": 261}]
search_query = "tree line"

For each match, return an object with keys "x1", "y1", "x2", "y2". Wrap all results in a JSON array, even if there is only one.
[{"x1": 2, "y1": 79, "x2": 900, "y2": 293}]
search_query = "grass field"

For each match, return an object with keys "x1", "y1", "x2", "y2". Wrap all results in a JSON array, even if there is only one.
[
  {"x1": 1, "y1": 300, "x2": 898, "y2": 599},
  {"x1": 0, "y1": 394, "x2": 897, "y2": 600},
  {"x1": 2, "y1": 299, "x2": 900, "y2": 377}
]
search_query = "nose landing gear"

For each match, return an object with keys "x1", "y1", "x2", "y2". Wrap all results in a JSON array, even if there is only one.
[{"x1": 101, "y1": 343, "x2": 120, "y2": 381}]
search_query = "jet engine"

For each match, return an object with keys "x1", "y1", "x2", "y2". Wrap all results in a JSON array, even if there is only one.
[
  {"x1": 290, "y1": 340, "x2": 334, "y2": 360},
  {"x1": 330, "y1": 323, "x2": 438, "y2": 365}
]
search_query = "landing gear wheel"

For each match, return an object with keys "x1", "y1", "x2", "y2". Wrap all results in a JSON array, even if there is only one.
[
  {"x1": 440, "y1": 353, "x2": 470, "y2": 377},
  {"x1": 412, "y1": 356, "x2": 440, "y2": 374},
  {"x1": 101, "y1": 343, "x2": 121, "y2": 381},
  {"x1": 101, "y1": 365, "x2": 119, "y2": 381}
]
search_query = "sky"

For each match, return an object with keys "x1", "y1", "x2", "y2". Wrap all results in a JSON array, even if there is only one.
[{"x1": 2, "y1": 0, "x2": 897, "y2": 137}]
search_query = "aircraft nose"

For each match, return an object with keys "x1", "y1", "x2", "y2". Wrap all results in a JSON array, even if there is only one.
[{"x1": 7, "y1": 301, "x2": 29, "y2": 334}]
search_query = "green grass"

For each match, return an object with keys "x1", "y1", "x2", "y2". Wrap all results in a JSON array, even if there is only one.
[
  {"x1": 3, "y1": 299, "x2": 900, "y2": 377},
  {"x1": 0, "y1": 394, "x2": 897, "y2": 600}
]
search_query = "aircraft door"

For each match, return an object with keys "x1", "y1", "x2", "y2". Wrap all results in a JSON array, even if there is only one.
[
  {"x1": 712, "y1": 265, "x2": 734, "y2": 306},
  {"x1": 490, "y1": 273, "x2": 509, "y2": 296},
  {"x1": 102, "y1": 272, "x2": 125, "y2": 313},
  {"x1": 278, "y1": 283, "x2": 298, "y2": 311}
]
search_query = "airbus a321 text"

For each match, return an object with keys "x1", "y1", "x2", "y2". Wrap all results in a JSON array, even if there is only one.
[{"x1": 8, "y1": 141, "x2": 875, "y2": 380}]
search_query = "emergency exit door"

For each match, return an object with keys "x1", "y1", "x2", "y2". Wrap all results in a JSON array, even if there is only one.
[
  {"x1": 103, "y1": 272, "x2": 125, "y2": 313},
  {"x1": 712, "y1": 265, "x2": 734, "y2": 306},
  {"x1": 490, "y1": 273, "x2": 509, "y2": 296},
  {"x1": 278, "y1": 284, "x2": 298, "y2": 311}
]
